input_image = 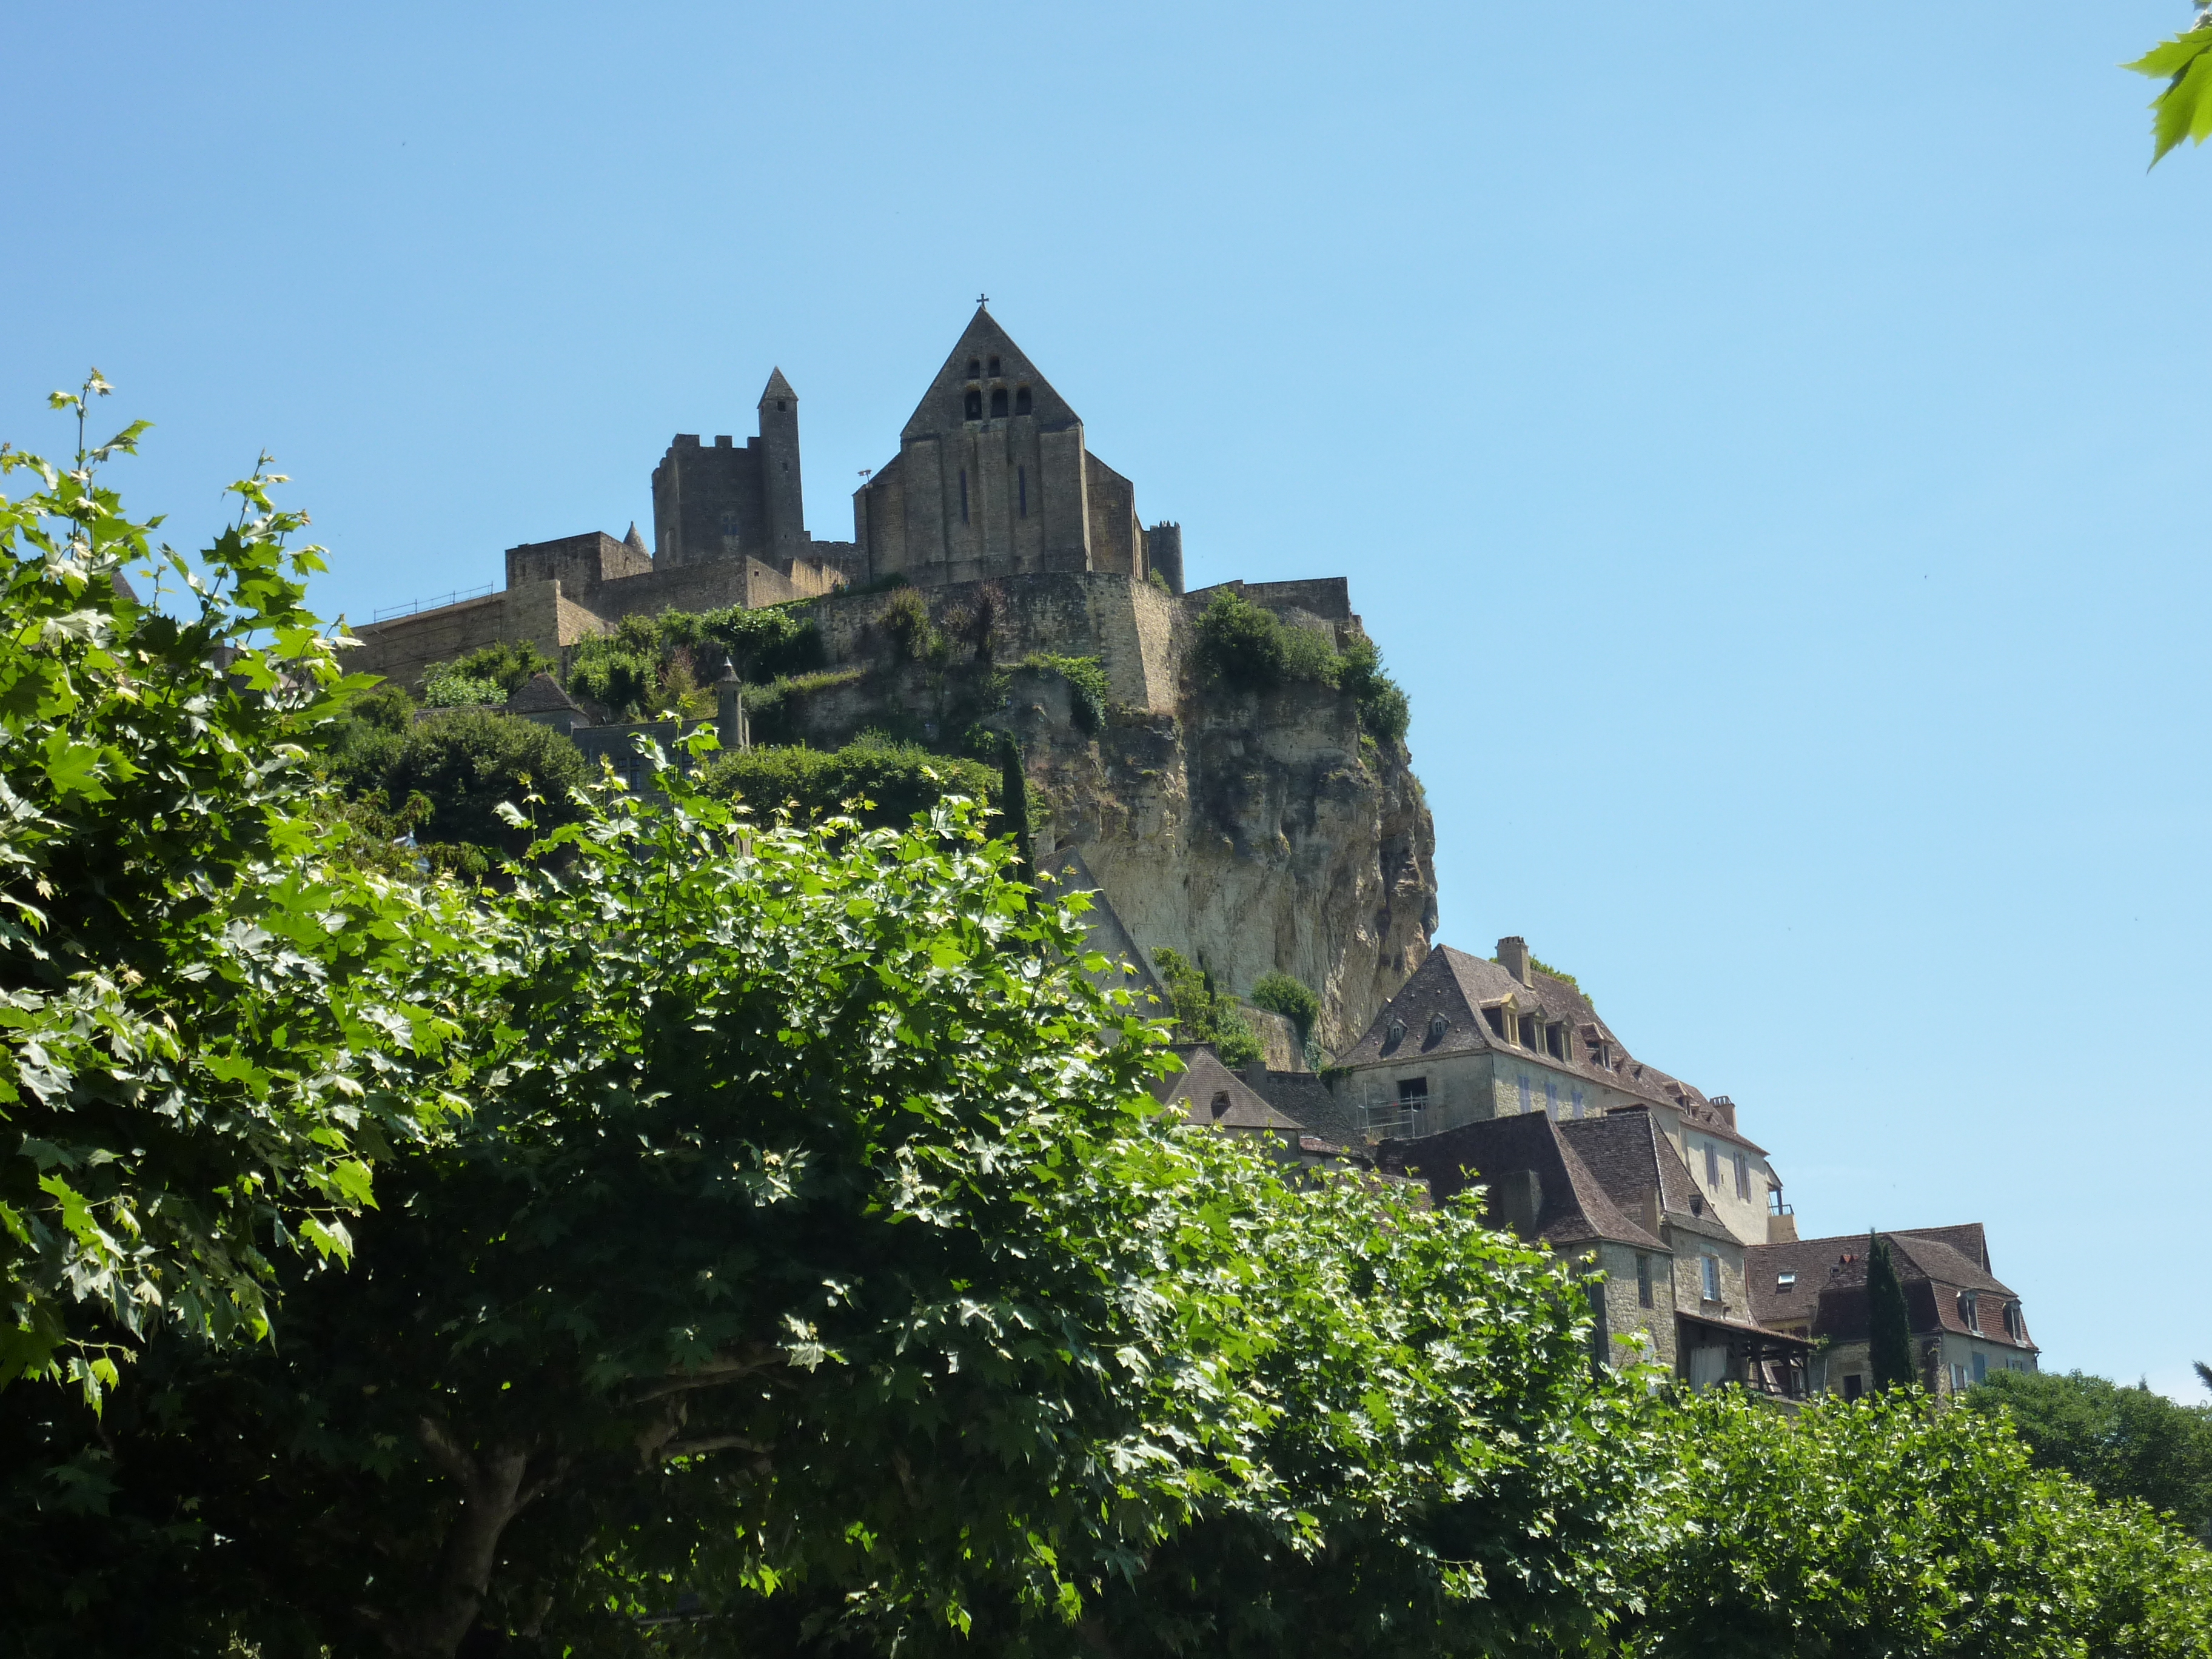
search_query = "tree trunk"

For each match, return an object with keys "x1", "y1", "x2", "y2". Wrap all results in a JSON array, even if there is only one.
[{"x1": 394, "y1": 1420, "x2": 545, "y2": 1659}]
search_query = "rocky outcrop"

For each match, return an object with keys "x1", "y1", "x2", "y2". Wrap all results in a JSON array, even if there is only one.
[{"x1": 758, "y1": 574, "x2": 1438, "y2": 1054}]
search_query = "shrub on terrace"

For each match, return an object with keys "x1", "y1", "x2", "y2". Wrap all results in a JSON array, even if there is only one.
[
  {"x1": 1193, "y1": 589, "x2": 1410, "y2": 745},
  {"x1": 699, "y1": 732, "x2": 997, "y2": 830}
]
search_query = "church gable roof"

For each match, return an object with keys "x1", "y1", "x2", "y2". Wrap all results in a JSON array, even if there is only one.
[{"x1": 900, "y1": 307, "x2": 1080, "y2": 441}]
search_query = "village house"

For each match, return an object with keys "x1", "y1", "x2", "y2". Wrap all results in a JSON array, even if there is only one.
[{"x1": 1749, "y1": 1226, "x2": 2039, "y2": 1401}]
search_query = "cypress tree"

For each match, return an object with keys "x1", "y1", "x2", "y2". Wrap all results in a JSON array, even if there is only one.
[
  {"x1": 1867, "y1": 1232, "x2": 1916, "y2": 1392},
  {"x1": 997, "y1": 734, "x2": 1033, "y2": 888}
]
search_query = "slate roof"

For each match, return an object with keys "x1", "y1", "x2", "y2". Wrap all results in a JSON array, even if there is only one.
[
  {"x1": 1334, "y1": 945, "x2": 1768, "y2": 1155},
  {"x1": 1560, "y1": 1107, "x2": 1740, "y2": 1248},
  {"x1": 760, "y1": 367, "x2": 797, "y2": 403},
  {"x1": 1247, "y1": 1070, "x2": 1365, "y2": 1147},
  {"x1": 1376, "y1": 1113, "x2": 1666, "y2": 1253},
  {"x1": 1746, "y1": 1227, "x2": 2036, "y2": 1352},
  {"x1": 1151, "y1": 1045, "x2": 1304, "y2": 1134},
  {"x1": 505, "y1": 671, "x2": 586, "y2": 717}
]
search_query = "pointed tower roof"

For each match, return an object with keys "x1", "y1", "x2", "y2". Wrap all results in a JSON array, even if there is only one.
[
  {"x1": 623, "y1": 521, "x2": 649, "y2": 557},
  {"x1": 900, "y1": 307, "x2": 1079, "y2": 441},
  {"x1": 759, "y1": 367, "x2": 797, "y2": 406}
]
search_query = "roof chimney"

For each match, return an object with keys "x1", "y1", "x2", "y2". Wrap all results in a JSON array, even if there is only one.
[{"x1": 1496, "y1": 936, "x2": 1531, "y2": 984}]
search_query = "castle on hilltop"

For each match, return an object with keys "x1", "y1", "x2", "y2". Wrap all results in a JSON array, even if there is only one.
[{"x1": 353, "y1": 305, "x2": 1186, "y2": 689}]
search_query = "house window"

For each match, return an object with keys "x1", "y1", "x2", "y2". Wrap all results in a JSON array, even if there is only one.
[
  {"x1": 964, "y1": 388, "x2": 984, "y2": 420},
  {"x1": 1018, "y1": 466, "x2": 1027, "y2": 517},
  {"x1": 2003, "y1": 1301, "x2": 2022, "y2": 1338},
  {"x1": 1484, "y1": 1007, "x2": 1507, "y2": 1039},
  {"x1": 1959, "y1": 1292, "x2": 1979, "y2": 1332},
  {"x1": 1636, "y1": 1253, "x2": 1654, "y2": 1309},
  {"x1": 1843, "y1": 1373, "x2": 1864, "y2": 1401},
  {"x1": 1734, "y1": 1151, "x2": 1749, "y2": 1199},
  {"x1": 1014, "y1": 386, "x2": 1033, "y2": 414},
  {"x1": 1703, "y1": 1142, "x2": 1720, "y2": 1188},
  {"x1": 1571, "y1": 1088, "x2": 1585, "y2": 1119},
  {"x1": 1775, "y1": 1272, "x2": 1797, "y2": 1292},
  {"x1": 1972, "y1": 1352, "x2": 1987, "y2": 1384},
  {"x1": 1545, "y1": 1078, "x2": 1558, "y2": 1118},
  {"x1": 1951, "y1": 1362, "x2": 1966, "y2": 1392},
  {"x1": 959, "y1": 469, "x2": 970, "y2": 524},
  {"x1": 1700, "y1": 1253, "x2": 1720, "y2": 1302},
  {"x1": 990, "y1": 387, "x2": 1009, "y2": 418},
  {"x1": 1518, "y1": 1074, "x2": 1532, "y2": 1113},
  {"x1": 1398, "y1": 1077, "x2": 1429, "y2": 1110}
]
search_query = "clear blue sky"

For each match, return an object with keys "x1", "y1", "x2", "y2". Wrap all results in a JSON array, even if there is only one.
[{"x1": 8, "y1": 3, "x2": 2207, "y2": 1399}]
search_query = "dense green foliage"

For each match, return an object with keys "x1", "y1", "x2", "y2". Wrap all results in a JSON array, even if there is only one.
[
  {"x1": 0, "y1": 383, "x2": 468, "y2": 1399},
  {"x1": 1152, "y1": 946, "x2": 1263, "y2": 1068},
  {"x1": 1867, "y1": 1233, "x2": 1915, "y2": 1391},
  {"x1": 698, "y1": 734, "x2": 997, "y2": 830},
  {"x1": 331, "y1": 704, "x2": 586, "y2": 865},
  {"x1": 1963, "y1": 1369, "x2": 2212, "y2": 1542},
  {"x1": 1193, "y1": 589, "x2": 1410, "y2": 745},
  {"x1": 1248, "y1": 970, "x2": 1319, "y2": 1042},
  {"x1": 2128, "y1": 15, "x2": 2212, "y2": 165},
  {"x1": 565, "y1": 603, "x2": 826, "y2": 722},
  {"x1": 1619, "y1": 1389, "x2": 2212, "y2": 1657},
  {"x1": 421, "y1": 638, "x2": 554, "y2": 706},
  {"x1": 1017, "y1": 651, "x2": 1108, "y2": 732},
  {"x1": 996, "y1": 734, "x2": 1032, "y2": 884}
]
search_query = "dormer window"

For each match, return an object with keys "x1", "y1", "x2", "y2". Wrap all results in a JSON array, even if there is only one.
[
  {"x1": 1544, "y1": 1023, "x2": 1565, "y2": 1060},
  {"x1": 1484, "y1": 1007, "x2": 1507, "y2": 1039},
  {"x1": 1210, "y1": 1090, "x2": 1231, "y2": 1120},
  {"x1": 1427, "y1": 1013, "x2": 1447, "y2": 1041},
  {"x1": 1518, "y1": 1014, "x2": 1540, "y2": 1049},
  {"x1": 1959, "y1": 1291, "x2": 1980, "y2": 1332},
  {"x1": 1386, "y1": 1018, "x2": 1406, "y2": 1045},
  {"x1": 2002, "y1": 1300, "x2": 2022, "y2": 1338},
  {"x1": 1775, "y1": 1272, "x2": 1797, "y2": 1292}
]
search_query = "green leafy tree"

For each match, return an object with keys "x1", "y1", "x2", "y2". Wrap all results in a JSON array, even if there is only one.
[
  {"x1": 1249, "y1": 971, "x2": 1319, "y2": 1044},
  {"x1": 1866, "y1": 1232, "x2": 1915, "y2": 1392},
  {"x1": 332, "y1": 705, "x2": 585, "y2": 866},
  {"x1": 2127, "y1": 7, "x2": 2212, "y2": 166},
  {"x1": 420, "y1": 638, "x2": 554, "y2": 705},
  {"x1": 0, "y1": 379, "x2": 469, "y2": 1399},
  {"x1": 1153, "y1": 946, "x2": 1262, "y2": 1067},
  {"x1": 1618, "y1": 1388, "x2": 2212, "y2": 1657},
  {"x1": 997, "y1": 732, "x2": 1032, "y2": 883},
  {"x1": 1961, "y1": 1369, "x2": 2212, "y2": 1542},
  {"x1": 1194, "y1": 590, "x2": 1411, "y2": 745},
  {"x1": 698, "y1": 733, "x2": 997, "y2": 832}
]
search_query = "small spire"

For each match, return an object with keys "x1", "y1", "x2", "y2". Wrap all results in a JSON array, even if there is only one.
[
  {"x1": 623, "y1": 521, "x2": 648, "y2": 556},
  {"x1": 759, "y1": 366, "x2": 797, "y2": 406}
]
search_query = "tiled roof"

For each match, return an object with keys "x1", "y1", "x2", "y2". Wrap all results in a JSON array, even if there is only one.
[
  {"x1": 1745, "y1": 1227, "x2": 2035, "y2": 1351},
  {"x1": 1152, "y1": 1045, "x2": 1304, "y2": 1133},
  {"x1": 1334, "y1": 946, "x2": 1766, "y2": 1153},
  {"x1": 1247, "y1": 1070, "x2": 1365, "y2": 1145},
  {"x1": 504, "y1": 671, "x2": 584, "y2": 717},
  {"x1": 1560, "y1": 1107, "x2": 1741, "y2": 1247},
  {"x1": 1376, "y1": 1114, "x2": 1667, "y2": 1253}
]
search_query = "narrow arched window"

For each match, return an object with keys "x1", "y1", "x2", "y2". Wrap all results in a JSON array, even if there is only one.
[
  {"x1": 990, "y1": 387, "x2": 1008, "y2": 418},
  {"x1": 967, "y1": 358, "x2": 981, "y2": 376},
  {"x1": 964, "y1": 389, "x2": 983, "y2": 420},
  {"x1": 987, "y1": 355, "x2": 1001, "y2": 374},
  {"x1": 1014, "y1": 387, "x2": 1033, "y2": 415}
]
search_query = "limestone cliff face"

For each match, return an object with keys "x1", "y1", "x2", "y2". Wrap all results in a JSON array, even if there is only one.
[{"x1": 769, "y1": 574, "x2": 1438, "y2": 1054}]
